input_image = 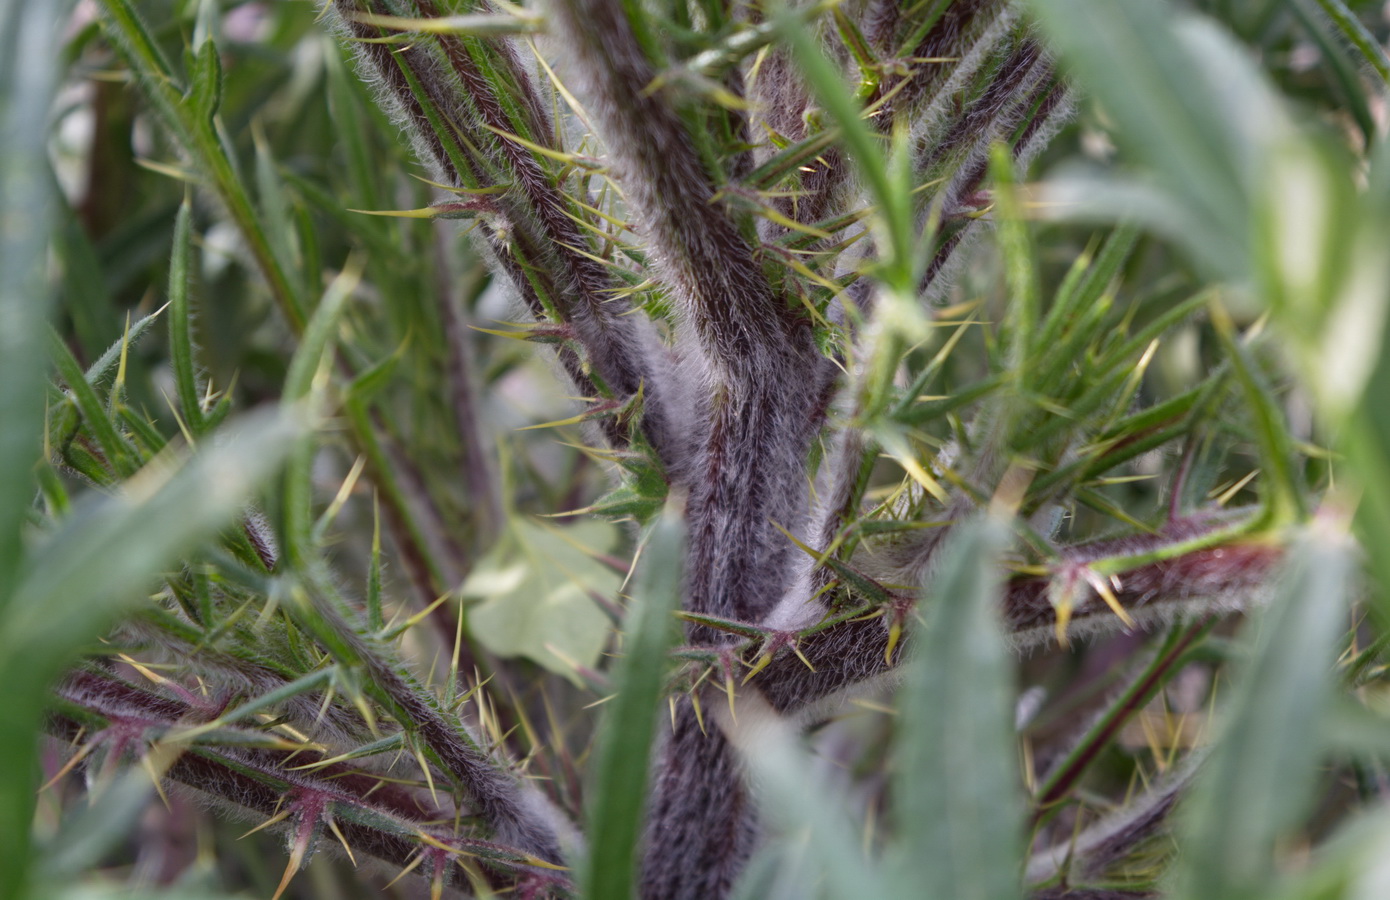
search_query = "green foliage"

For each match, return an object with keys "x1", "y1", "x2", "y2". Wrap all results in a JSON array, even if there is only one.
[
  {"x1": 1171, "y1": 525, "x2": 1357, "y2": 900},
  {"x1": 5, "y1": 0, "x2": 1390, "y2": 899},
  {"x1": 891, "y1": 517, "x2": 1021, "y2": 900}
]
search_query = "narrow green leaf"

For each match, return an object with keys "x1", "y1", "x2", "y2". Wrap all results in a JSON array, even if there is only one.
[
  {"x1": 1340, "y1": 141, "x2": 1390, "y2": 616},
  {"x1": 281, "y1": 266, "x2": 357, "y2": 562},
  {"x1": 583, "y1": 506, "x2": 684, "y2": 900},
  {"x1": 991, "y1": 144, "x2": 1040, "y2": 369},
  {"x1": 890, "y1": 516, "x2": 1022, "y2": 900},
  {"x1": 55, "y1": 200, "x2": 118, "y2": 358},
  {"x1": 175, "y1": 667, "x2": 337, "y2": 738},
  {"x1": 49, "y1": 330, "x2": 136, "y2": 477},
  {"x1": 346, "y1": 11, "x2": 542, "y2": 36},
  {"x1": 0, "y1": 4, "x2": 72, "y2": 890},
  {"x1": 0, "y1": 407, "x2": 299, "y2": 900},
  {"x1": 0, "y1": 0, "x2": 67, "y2": 607},
  {"x1": 186, "y1": 38, "x2": 222, "y2": 126},
  {"x1": 168, "y1": 198, "x2": 204, "y2": 433},
  {"x1": 1170, "y1": 520, "x2": 1356, "y2": 900},
  {"x1": 325, "y1": 45, "x2": 386, "y2": 213},
  {"x1": 1209, "y1": 302, "x2": 1308, "y2": 525},
  {"x1": 1309, "y1": 0, "x2": 1390, "y2": 84},
  {"x1": 253, "y1": 130, "x2": 300, "y2": 299},
  {"x1": 346, "y1": 346, "x2": 403, "y2": 404},
  {"x1": 774, "y1": 4, "x2": 914, "y2": 294},
  {"x1": 367, "y1": 496, "x2": 384, "y2": 632},
  {"x1": 1038, "y1": 223, "x2": 1140, "y2": 360},
  {"x1": 82, "y1": 308, "x2": 161, "y2": 388},
  {"x1": 1350, "y1": 403, "x2": 1390, "y2": 624}
]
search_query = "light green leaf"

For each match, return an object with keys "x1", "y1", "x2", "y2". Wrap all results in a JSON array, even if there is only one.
[
  {"x1": 40, "y1": 763, "x2": 161, "y2": 880},
  {"x1": 1029, "y1": 0, "x2": 1292, "y2": 277},
  {"x1": 0, "y1": 0, "x2": 68, "y2": 606},
  {"x1": 462, "y1": 517, "x2": 622, "y2": 678},
  {"x1": 0, "y1": 1, "x2": 76, "y2": 893},
  {"x1": 1259, "y1": 804, "x2": 1390, "y2": 900}
]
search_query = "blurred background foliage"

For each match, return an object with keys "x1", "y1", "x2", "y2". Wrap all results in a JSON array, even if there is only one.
[{"x1": 3, "y1": 0, "x2": 1390, "y2": 898}]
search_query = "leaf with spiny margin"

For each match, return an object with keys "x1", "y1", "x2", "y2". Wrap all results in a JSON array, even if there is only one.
[
  {"x1": 744, "y1": 128, "x2": 840, "y2": 192},
  {"x1": 566, "y1": 484, "x2": 665, "y2": 524},
  {"x1": 77, "y1": 310, "x2": 159, "y2": 390},
  {"x1": 774, "y1": 4, "x2": 914, "y2": 296},
  {"x1": 50, "y1": 329, "x2": 138, "y2": 478},
  {"x1": 675, "y1": 611, "x2": 767, "y2": 640},
  {"x1": 772, "y1": 518, "x2": 896, "y2": 606}
]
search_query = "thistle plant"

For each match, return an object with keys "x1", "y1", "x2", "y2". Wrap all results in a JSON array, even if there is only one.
[{"x1": 8, "y1": 1, "x2": 1390, "y2": 899}]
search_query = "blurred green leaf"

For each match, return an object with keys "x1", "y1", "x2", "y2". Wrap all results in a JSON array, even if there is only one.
[
  {"x1": 2, "y1": 408, "x2": 300, "y2": 659},
  {"x1": 1, "y1": 0, "x2": 74, "y2": 893},
  {"x1": 1170, "y1": 521, "x2": 1357, "y2": 900},
  {"x1": 42, "y1": 887, "x2": 248, "y2": 900},
  {"x1": 40, "y1": 760, "x2": 162, "y2": 880},
  {"x1": 1029, "y1": 0, "x2": 1288, "y2": 274},
  {"x1": 730, "y1": 700, "x2": 891, "y2": 900},
  {"x1": 889, "y1": 516, "x2": 1022, "y2": 900},
  {"x1": 0, "y1": 0, "x2": 67, "y2": 605},
  {"x1": 1264, "y1": 804, "x2": 1390, "y2": 900},
  {"x1": 0, "y1": 408, "x2": 297, "y2": 900}
]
